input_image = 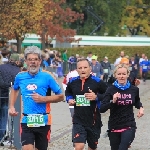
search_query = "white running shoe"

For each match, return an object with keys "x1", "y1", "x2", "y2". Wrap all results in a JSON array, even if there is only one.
[{"x1": 3, "y1": 140, "x2": 13, "y2": 146}]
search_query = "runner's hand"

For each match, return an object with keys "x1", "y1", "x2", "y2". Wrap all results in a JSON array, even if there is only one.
[
  {"x1": 68, "y1": 99, "x2": 76, "y2": 106},
  {"x1": 84, "y1": 89, "x2": 97, "y2": 101},
  {"x1": 137, "y1": 107, "x2": 144, "y2": 118},
  {"x1": 9, "y1": 107, "x2": 18, "y2": 116},
  {"x1": 135, "y1": 79, "x2": 140, "y2": 86},
  {"x1": 113, "y1": 92, "x2": 121, "y2": 103},
  {"x1": 31, "y1": 92, "x2": 45, "y2": 103}
]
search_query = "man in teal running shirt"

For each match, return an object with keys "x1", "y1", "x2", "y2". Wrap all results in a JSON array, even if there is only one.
[{"x1": 9, "y1": 46, "x2": 64, "y2": 150}]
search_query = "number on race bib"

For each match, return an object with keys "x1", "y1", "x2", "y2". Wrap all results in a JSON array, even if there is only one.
[
  {"x1": 143, "y1": 66, "x2": 147, "y2": 69},
  {"x1": 76, "y1": 95, "x2": 90, "y2": 106},
  {"x1": 39, "y1": 115, "x2": 44, "y2": 122},
  {"x1": 103, "y1": 69, "x2": 108, "y2": 74},
  {"x1": 27, "y1": 114, "x2": 45, "y2": 127}
]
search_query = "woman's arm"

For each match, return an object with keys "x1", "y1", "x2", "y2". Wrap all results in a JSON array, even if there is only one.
[
  {"x1": 134, "y1": 87, "x2": 143, "y2": 109},
  {"x1": 100, "y1": 87, "x2": 113, "y2": 113}
]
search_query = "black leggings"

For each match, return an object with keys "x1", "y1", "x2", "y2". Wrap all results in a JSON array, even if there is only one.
[
  {"x1": 103, "y1": 74, "x2": 109, "y2": 82},
  {"x1": 108, "y1": 128, "x2": 136, "y2": 150},
  {"x1": 142, "y1": 71, "x2": 148, "y2": 82}
]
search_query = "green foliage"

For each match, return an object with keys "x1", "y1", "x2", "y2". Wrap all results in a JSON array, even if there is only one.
[
  {"x1": 51, "y1": 46, "x2": 150, "y2": 63},
  {"x1": 67, "y1": 0, "x2": 150, "y2": 37},
  {"x1": 120, "y1": 0, "x2": 150, "y2": 36},
  {"x1": 67, "y1": 0, "x2": 125, "y2": 36}
]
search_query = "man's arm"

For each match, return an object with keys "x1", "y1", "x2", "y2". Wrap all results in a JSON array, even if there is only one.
[
  {"x1": 47, "y1": 74, "x2": 64, "y2": 102},
  {"x1": 32, "y1": 88, "x2": 64, "y2": 103},
  {"x1": 48, "y1": 79, "x2": 64, "y2": 103},
  {"x1": 65, "y1": 81, "x2": 75, "y2": 105},
  {"x1": 9, "y1": 74, "x2": 20, "y2": 116},
  {"x1": 9, "y1": 88, "x2": 19, "y2": 108},
  {"x1": 42, "y1": 94, "x2": 64, "y2": 103},
  {"x1": 45, "y1": 70, "x2": 64, "y2": 102},
  {"x1": 84, "y1": 80, "x2": 107, "y2": 102},
  {"x1": 32, "y1": 72, "x2": 64, "y2": 103}
]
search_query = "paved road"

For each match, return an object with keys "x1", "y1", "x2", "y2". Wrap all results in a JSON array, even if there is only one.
[{"x1": 0, "y1": 79, "x2": 150, "y2": 150}]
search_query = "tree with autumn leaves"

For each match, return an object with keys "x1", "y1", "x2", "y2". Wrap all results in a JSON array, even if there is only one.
[
  {"x1": 120, "y1": 0, "x2": 150, "y2": 36},
  {"x1": 0, "y1": 0, "x2": 83, "y2": 53},
  {"x1": 1, "y1": 0, "x2": 150, "y2": 52},
  {"x1": 37, "y1": 0, "x2": 83, "y2": 50}
]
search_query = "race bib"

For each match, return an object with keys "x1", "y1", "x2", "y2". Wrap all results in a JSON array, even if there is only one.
[
  {"x1": 103, "y1": 69, "x2": 108, "y2": 73},
  {"x1": 27, "y1": 114, "x2": 45, "y2": 127},
  {"x1": 76, "y1": 95, "x2": 90, "y2": 106},
  {"x1": 129, "y1": 67, "x2": 132, "y2": 71},
  {"x1": 143, "y1": 66, "x2": 147, "y2": 69}
]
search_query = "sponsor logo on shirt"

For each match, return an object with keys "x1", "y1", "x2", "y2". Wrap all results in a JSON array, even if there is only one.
[{"x1": 26, "y1": 84, "x2": 37, "y2": 91}]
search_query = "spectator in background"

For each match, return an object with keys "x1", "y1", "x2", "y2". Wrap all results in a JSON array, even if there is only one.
[
  {"x1": 86, "y1": 52, "x2": 92, "y2": 62},
  {"x1": 125, "y1": 55, "x2": 129, "y2": 59},
  {"x1": 41, "y1": 52, "x2": 49, "y2": 69},
  {"x1": 135, "y1": 53, "x2": 140, "y2": 65},
  {"x1": 139, "y1": 53, "x2": 145, "y2": 64},
  {"x1": 129, "y1": 56, "x2": 138, "y2": 78},
  {"x1": 75, "y1": 54, "x2": 79, "y2": 62},
  {"x1": 91, "y1": 55, "x2": 103, "y2": 79},
  {"x1": 139, "y1": 53, "x2": 145, "y2": 79},
  {"x1": 62, "y1": 49, "x2": 68, "y2": 75},
  {"x1": 134, "y1": 53, "x2": 140, "y2": 73},
  {"x1": 56, "y1": 51, "x2": 62, "y2": 59},
  {"x1": 140, "y1": 56, "x2": 149, "y2": 84},
  {"x1": 47, "y1": 50, "x2": 55, "y2": 66},
  {"x1": 68, "y1": 55, "x2": 76, "y2": 71},
  {"x1": 114, "y1": 51, "x2": 125, "y2": 66},
  {"x1": 101, "y1": 56, "x2": 111, "y2": 83},
  {"x1": 55, "y1": 54, "x2": 63, "y2": 78},
  {"x1": 1, "y1": 48, "x2": 9, "y2": 64},
  {"x1": 0, "y1": 53, "x2": 21, "y2": 141},
  {"x1": 19, "y1": 53, "x2": 25, "y2": 64},
  {"x1": 11, "y1": 45, "x2": 17, "y2": 53}
]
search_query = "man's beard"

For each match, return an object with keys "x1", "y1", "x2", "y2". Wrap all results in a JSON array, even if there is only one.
[{"x1": 28, "y1": 65, "x2": 39, "y2": 74}]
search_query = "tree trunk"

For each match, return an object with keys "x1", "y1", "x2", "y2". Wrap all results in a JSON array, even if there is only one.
[
  {"x1": 42, "y1": 40, "x2": 45, "y2": 50},
  {"x1": 16, "y1": 37, "x2": 22, "y2": 53},
  {"x1": 41, "y1": 31, "x2": 45, "y2": 50}
]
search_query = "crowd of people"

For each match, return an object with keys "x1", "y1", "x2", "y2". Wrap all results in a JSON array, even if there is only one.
[
  {"x1": 0, "y1": 44, "x2": 149, "y2": 83},
  {"x1": 0, "y1": 45, "x2": 147, "y2": 150}
]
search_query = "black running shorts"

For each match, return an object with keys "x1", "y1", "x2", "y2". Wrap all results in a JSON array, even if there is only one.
[
  {"x1": 73, "y1": 123, "x2": 101, "y2": 149},
  {"x1": 20, "y1": 123, "x2": 50, "y2": 150}
]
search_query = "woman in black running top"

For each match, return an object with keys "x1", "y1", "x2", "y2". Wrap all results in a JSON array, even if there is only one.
[{"x1": 101, "y1": 64, "x2": 144, "y2": 150}]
